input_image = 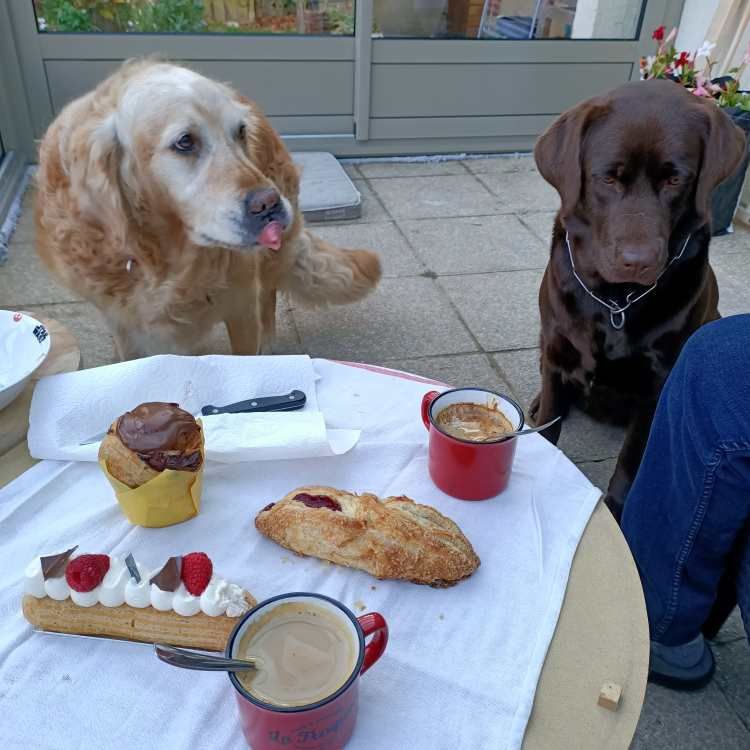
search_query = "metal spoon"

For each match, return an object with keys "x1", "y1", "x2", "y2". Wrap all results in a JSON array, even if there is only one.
[
  {"x1": 476, "y1": 416, "x2": 560, "y2": 441},
  {"x1": 154, "y1": 643, "x2": 258, "y2": 672},
  {"x1": 506, "y1": 416, "x2": 561, "y2": 437}
]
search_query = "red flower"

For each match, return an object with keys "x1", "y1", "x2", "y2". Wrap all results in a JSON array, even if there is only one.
[
  {"x1": 652, "y1": 26, "x2": 665, "y2": 42},
  {"x1": 676, "y1": 51, "x2": 691, "y2": 67}
]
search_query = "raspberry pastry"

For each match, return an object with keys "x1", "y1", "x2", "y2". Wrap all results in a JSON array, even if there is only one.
[
  {"x1": 255, "y1": 486, "x2": 480, "y2": 587},
  {"x1": 22, "y1": 548, "x2": 256, "y2": 651}
]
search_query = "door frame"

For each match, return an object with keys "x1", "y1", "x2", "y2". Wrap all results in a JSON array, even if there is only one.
[
  {"x1": 3, "y1": 0, "x2": 684, "y2": 160},
  {"x1": 0, "y1": 2, "x2": 35, "y2": 228}
]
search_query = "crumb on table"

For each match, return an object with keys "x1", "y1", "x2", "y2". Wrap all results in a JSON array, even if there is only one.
[
  {"x1": 439, "y1": 613, "x2": 445, "y2": 620},
  {"x1": 370, "y1": 585, "x2": 377, "y2": 591},
  {"x1": 597, "y1": 681, "x2": 622, "y2": 711},
  {"x1": 353, "y1": 600, "x2": 366, "y2": 612}
]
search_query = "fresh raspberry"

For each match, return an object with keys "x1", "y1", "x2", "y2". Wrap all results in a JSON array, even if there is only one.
[
  {"x1": 65, "y1": 554, "x2": 110, "y2": 592},
  {"x1": 181, "y1": 552, "x2": 213, "y2": 596}
]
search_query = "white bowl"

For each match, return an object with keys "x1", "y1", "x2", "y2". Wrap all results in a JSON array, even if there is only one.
[{"x1": 0, "y1": 310, "x2": 52, "y2": 411}]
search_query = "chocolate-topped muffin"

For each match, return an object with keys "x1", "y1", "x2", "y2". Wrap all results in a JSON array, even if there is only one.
[{"x1": 99, "y1": 402, "x2": 203, "y2": 488}]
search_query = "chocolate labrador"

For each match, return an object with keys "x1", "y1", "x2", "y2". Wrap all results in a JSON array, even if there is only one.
[{"x1": 530, "y1": 79, "x2": 746, "y2": 520}]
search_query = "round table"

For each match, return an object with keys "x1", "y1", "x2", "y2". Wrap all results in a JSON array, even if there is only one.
[
  {"x1": 524, "y1": 500, "x2": 648, "y2": 748},
  {"x1": 0, "y1": 352, "x2": 648, "y2": 747}
]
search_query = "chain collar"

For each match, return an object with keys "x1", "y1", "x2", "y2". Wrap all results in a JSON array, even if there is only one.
[{"x1": 564, "y1": 232, "x2": 692, "y2": 329}]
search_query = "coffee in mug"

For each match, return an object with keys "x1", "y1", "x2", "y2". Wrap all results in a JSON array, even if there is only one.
[
  {"x1": 236, "y1": 601, "x2": 357, "y2": 707},
  {"x1": 435, "y1": 401, "x2": 513, "y2": 442}
]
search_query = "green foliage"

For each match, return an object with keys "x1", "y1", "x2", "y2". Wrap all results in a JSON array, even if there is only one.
[
  {"x1": 35, "y1": 0, "x2": 205, "y2": 33},
  {"x1": 325, "y1": 8, "x2": 353, "y2": 35},
  {"x1": 36, "y1": 0, "x2": 95, "y2": 31},
  {"x1": 131, "y1": 0, "x2": 205, "y2": 33}
]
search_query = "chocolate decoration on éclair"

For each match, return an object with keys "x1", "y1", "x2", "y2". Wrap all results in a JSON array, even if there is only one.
[
  {"x1": 115, "y1": 402, "x2": 203, "y2": 472},
  {"x1": 41, "y1": 546, "x2": 78, "y2": 580},
  {"x1": 150, "y1": 556, "x2": 182, "y2": 592}
]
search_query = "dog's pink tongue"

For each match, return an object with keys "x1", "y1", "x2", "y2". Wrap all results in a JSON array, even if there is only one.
[{"x1": 259, "y1": 221, "x2": 283, "y2": 251}]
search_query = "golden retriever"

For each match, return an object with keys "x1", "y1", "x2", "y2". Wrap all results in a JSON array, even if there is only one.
[{"x1": 35, "y1": 59, "x2": 381, "y2": 360}]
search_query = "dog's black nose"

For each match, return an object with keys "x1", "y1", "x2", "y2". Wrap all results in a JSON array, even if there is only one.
[
  {"x1": 245, "y1": 188, "x2": 280, "y2": 216},
  {"x1": 617, "y1": 243, "x2": 664, "y2": 282}
]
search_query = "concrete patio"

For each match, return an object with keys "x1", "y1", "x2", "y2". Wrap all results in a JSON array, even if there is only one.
[{"x1": 2, "y1": 155, "x2": 749, "y2": 748}]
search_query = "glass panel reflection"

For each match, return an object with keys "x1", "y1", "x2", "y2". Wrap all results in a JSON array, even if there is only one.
[
  {"x1": 373, "y1": 0, "x2": 644, "y2": 41},
  {"x1": 32, "y1": 1, "x2": 355, "y2": 35}
]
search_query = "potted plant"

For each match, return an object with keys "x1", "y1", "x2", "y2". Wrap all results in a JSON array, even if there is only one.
[{"x1": 641, "y1": 26, "x2": 750, "y2": 234}]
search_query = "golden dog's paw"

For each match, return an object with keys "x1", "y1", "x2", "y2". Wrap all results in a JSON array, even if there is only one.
[{"x1": 348, "y1": 249, "x2": 382, "y2": 289}]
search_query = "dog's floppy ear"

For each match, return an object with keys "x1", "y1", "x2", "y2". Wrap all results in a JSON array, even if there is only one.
[
  {"x1": 69, "y1": 112, "x2": 130, "y2": 245},
  {"x1": 236, "y1": 93, "x2": 300, "y2": 205},
  {"x1": 534, "y1": 99, "x2": 609, "y2": 218},
  {"x1": 694, "y1": 99, "x2": 747, "y2": 225}
]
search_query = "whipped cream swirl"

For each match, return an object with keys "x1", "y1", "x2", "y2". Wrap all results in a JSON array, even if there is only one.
[{"x1": 24, "y1": 555, "x2": 249, "y2": 618}]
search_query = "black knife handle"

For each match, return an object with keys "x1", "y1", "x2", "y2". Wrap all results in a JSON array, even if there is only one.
[{"x1": 201, "y1": 390, "x2": 306, "y2": 416}]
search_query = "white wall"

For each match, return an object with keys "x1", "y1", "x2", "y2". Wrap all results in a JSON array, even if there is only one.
[
  {"x1": 676, "y1": 0, "x2": 719, "y2": 52},
  {"x1": 571, "y1": 0, "x2": 641, "y2": 39}
]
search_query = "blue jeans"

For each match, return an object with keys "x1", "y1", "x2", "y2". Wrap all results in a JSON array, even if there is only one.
[{"x1": 621, "y1": 315, "x2": 750, "y2": 646}]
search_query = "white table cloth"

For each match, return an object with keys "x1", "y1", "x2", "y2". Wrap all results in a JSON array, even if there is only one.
[{"x1": 0, "y1": 357, "x2": 600, "y2": 750}]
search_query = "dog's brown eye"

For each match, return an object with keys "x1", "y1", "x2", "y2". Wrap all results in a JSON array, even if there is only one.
[
  {"x1": 172, "y1": 133, "x2": 196, "y2": 153},
  {"x1": 237, "y1": 123, "x2": 246, "y2": 140},
  {"x1": 602, "y1": 175, "x2": 618, "y2": 185},
  {"x1": 666, "y1": 175, "x2": 681, "y2": 187}
]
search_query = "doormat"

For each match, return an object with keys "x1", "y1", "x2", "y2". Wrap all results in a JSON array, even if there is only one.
[
  {"x1": 292, "y1": 152, "x2": 361, "y2": 222},
  {"x1": 0, "y1": 166, "x2": 33, "y2": 266}
]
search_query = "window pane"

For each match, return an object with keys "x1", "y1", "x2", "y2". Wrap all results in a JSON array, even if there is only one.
[
  {"x1": 374, "y1": 0, "x2": 645, "y2": 40},
  {"x1": 32, "y1": 1, "x2": 354, "y2": 35}
]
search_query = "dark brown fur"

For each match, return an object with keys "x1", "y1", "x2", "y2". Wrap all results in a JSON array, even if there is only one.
[{"x1": 530, "y1": 80, "x2": 746, "y2": 520}]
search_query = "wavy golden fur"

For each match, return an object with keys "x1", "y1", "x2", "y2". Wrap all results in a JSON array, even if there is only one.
[{"x1": 36, "y1": 59, "x2": 381, "y2": 359}]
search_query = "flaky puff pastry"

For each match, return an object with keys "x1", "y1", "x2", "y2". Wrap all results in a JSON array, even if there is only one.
[{"x1": 255, "y1": 486, "x2": 480, "y2": 587}]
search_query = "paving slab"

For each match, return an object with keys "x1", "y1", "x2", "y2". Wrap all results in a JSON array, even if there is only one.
[
  {"x1": 710, "y1": 225, "x2": 750, "y2": 256},
  {"x1": 632, "y1": 681, "x2": 750, "y2": 750},
  {"x1": 712, "y1": 608, "x2": 747, "y2": 645},
  {"x1": 517, "y1": 211, "x2": 556, "y2": 247},
  {"x1": 490, "y1": 348, "x2": 541, "y2": 407},
  {"x1": 491, "y1": 348, "x2": 624, "y2": 461},
  {"x1": 575, "y1": 458, "x2": 616, "y2": 494},
  {"x1": 377, "y1": 353, "x2": 511, "y2": 392},
  {"x1": 340, "y1": 163, "x2": 360, "y2": 179},
  {"x1": 308, "y1": 221, "x2": 424, "y2": 278},
  {"x1": 0, "y1": 241, "x2": 80, "y2": 306},
  {"x1": 368, "y1": 175, "x2": 499, "y2": 220},
  {"x1": 357, "y1": 160, "x2": 467, "y2": 178},
  {"x1": 712, "y1": 252, "x2": 750, "y2": 318},
  {"x1": 439, "y1": 269, "x2": 543, "y2": 351},
  {"x1": 8, "y1": 186, "x2": 36, "y2": 245},
  {"x1": 462, "y1": 154, "x2": 536, "y2": 174},
  {"x1": 350, "y1": 179, "x2": 390, "y2": 223},
  {"x1": 293, "y1": 277, "x2": 477, "y2": 361},
  {"x1": 399, "y1": 214, "x2": 548, "y2": 275},
  {"x1": 558, "y1": 409, "x2": 625, "y2": 463},
  {"x1": 475, "y1": 169, "x2": 560, "y2": 215},
  {"x1": 713, "y1": 637, "x2": 750, "y2": 729}
]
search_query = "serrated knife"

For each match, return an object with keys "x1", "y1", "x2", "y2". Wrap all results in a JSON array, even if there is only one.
[{"x1": 79, "y1": 389, "x2": 306, "y2": 445}]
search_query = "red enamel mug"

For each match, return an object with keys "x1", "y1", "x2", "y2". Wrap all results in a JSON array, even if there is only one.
[
  {"x1": 227, "y1": 592, "x2": 388, "y2": 750},
  {"x1": 421, "y1": 387, "x2": 524, "y2": 500}
]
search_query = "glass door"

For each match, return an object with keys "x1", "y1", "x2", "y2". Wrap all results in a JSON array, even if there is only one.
[
  {"x1": 6, "y1": 0, "x2": 682, "y2": 157},
  {"x1": 361, "y1": 0, "x2": 678, "y2": 154},
  {"x1": 9, "y1": 1, "x2": 357, "y2": 151}
]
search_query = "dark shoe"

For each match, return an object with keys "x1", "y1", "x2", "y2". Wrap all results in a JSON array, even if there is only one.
[{"x1": 648, "y1": 634, "x2": 715, "y2": 690}]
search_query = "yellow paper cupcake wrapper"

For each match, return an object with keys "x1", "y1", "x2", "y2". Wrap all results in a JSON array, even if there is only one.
[{"x1": 99, "y1": 428, "x2": 204, "y2": 528}]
